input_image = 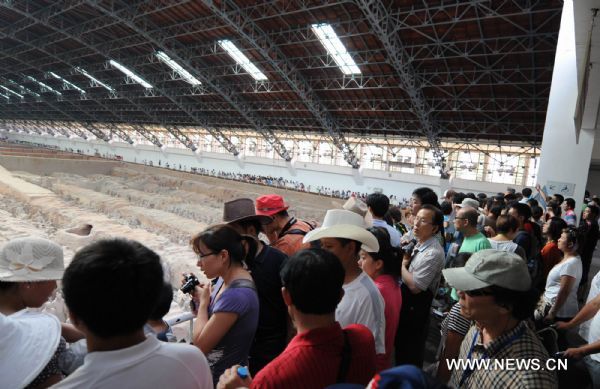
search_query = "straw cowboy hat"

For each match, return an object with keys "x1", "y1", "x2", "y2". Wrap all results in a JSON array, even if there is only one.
[
  {"x1": 0, "y1": 310, "x2": 61, "y2": 388},
  {"x1": 303, "y1": 209, "x2": 379, "y2": 252},
  {"x1": 0, "y1": 237, "x2": 64, "y2": 282},
  {"x1": 331, "y1": 196, "x2": 373, "y2": 227},
  {"x1": 223, "y1": 198, "x2": 273, "y2": 225}
]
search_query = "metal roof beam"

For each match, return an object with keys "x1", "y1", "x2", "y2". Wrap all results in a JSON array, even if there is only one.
[
  {"x1": 0, "y1": 2, "x2": 237, "y2": 154},
  {"x1": 355, "y1": 0, "x2": 447, "y2": 175},
  {"x1": 86, "y1": 0, "x2": 289, "y2": 160},
  {"x1": 203, "y1": 0, "x2": 359, "y2": 167}
]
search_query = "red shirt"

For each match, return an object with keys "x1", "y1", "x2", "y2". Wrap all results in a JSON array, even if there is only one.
[
  {"x1": 541, "y1": 241, "x2": 563, "y2": 279},
  {"x1": 251, "y1": 322, "x2": 376, "y2": 388},
  {"x1": 374, "y1": 275, "x2": 402, "y2": 371}
]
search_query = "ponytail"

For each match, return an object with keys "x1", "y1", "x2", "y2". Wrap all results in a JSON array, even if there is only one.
[{"x1": 191, "y1": 224, "x2": 254, "y2": 267}]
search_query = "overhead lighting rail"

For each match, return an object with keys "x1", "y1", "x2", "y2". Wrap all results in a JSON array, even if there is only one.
[
  {"x1": 155, "y1": 51, "x2": 201, "y2": 86},
  {"x1": 109, "y1": 60, "x2": 153, "y2": 89},
  {"x1": 311, "y1": 23, "x2": 361, "y2": 75},
  {"x1": 25, "y1": 75, "x2": 62, "y2": 96},
  {"x1": 218, "y1": 40, "x2": 268, "y2": 81},
  {"x1": 0, "y1": 85, "x2": 24, "y2": 98},
  {"x1": 75, "y1": 67, "x2": 115, "y2": 93},
  {"x1": 49, "y1": 72, "x2": 86, "y2": 94}
]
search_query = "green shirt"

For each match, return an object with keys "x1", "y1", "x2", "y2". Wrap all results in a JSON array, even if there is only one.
[{"x1": 458, "y1": 232, "x2": 491, "y2": 253}]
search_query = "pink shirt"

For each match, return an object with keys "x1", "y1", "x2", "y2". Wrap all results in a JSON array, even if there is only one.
[{"x1": 374, "y1": 274, "x2": 402, "y2": 371}]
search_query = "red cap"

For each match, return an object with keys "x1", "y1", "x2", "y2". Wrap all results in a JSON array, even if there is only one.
[{"x1": 255, "y1": 194, "x2": 289, "y2": 216}]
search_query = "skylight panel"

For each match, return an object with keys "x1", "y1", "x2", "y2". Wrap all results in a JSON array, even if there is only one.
[
  {"x1": 49, "y1": 72, "x2": 86, "y2": 94},
  {"x1": 311, "y1": 23, "x2": 361, "y2": 75},
  {"x1": 218, "y1": 40, "x2": 268, "y2": 81},
  {"x1": 109, "y1": 60, "x2": 153, "y2": 89},
  {"x1": 25, "y1": 75, "x2": 62, "y2": 96},
  {"x1": 0, "y1": 85, "x2": 23, "y2": 98},
  {"x1": 75, "y1": 67, "x2": 115, "y2": 93},
  {"x1": 155, "y1": 51, "x2": 201, "y2": 86}
]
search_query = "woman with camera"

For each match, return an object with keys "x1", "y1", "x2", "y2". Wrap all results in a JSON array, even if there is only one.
[{"x1": 188, "y1": 224, "x2": 259, "y2": 385}]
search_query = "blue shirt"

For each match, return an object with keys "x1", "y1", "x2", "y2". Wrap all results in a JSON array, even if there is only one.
[{"x1": 372, "y1": 219, "x2": 401, "y2": 247}]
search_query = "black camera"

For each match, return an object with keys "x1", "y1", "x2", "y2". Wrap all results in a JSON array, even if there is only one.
[
  {"x1": 401, "y1": 239, "x2": 417, "y2": 256},
  {"x1": 180, "y1": 273, "x2": 200, "y2": 294}
]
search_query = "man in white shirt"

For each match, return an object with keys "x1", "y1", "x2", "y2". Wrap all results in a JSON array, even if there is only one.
[
  {"x1": 303, "y1": 209, "x2": 386, "y2": 356},
  {"x1": 557, "y1": 290, "x2": 600, "y2": 387},
  {"x1": 366, "y1": 193, "x2": 401, "y2": 247},
  {"x1": 55, "y1": 239, "x2": 212, "y2": 389}
]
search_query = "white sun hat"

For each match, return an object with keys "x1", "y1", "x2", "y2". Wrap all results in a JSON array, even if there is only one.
[
  {"x1": 303, "y1": 209, "x2": 379, "y2": 252},
  {"x1": 0, "y1": 237, "x2": 65, "y2": 282},
  {"x1": 0, "y1": 309, "x2": 61, "y2": 388}
]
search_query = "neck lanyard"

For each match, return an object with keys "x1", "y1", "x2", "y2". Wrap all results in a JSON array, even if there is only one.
[{"x1": 458, "y1": 325, "x2": 525, "y2": 387}]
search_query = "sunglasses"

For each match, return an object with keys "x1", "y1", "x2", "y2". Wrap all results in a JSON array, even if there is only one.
[{"x1": 464, "y1": 288, "x2": 494, "y2": 297}]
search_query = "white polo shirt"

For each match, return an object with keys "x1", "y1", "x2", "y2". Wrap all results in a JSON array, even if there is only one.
[
  {"x1": 53, "y1": 336, "x2": 212, "y2": 388},
  {"x1": 336, "y1": 271, "x2": 386, "y2": 355}
]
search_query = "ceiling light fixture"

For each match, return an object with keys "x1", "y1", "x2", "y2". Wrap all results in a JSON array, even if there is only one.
[
  {"x1": 155, "y1": 51, "x2": 201, "y2": 86},
  {"x1": 109, "y1": 60, "x2": 153, "y2": 89},
  {"x1": 218, "y1": 40, "x2": 268, "y2": 81}
]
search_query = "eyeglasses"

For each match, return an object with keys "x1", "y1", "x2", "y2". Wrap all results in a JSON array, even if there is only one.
[
  {"x1": 465, "y1": 288, "x2": 494, "y2": 297},
  {"x1": 413, "y1": 217, "x2": 432, "y2": 225},
  {"x1": 198, "y1": 252, "x2": 217, "y2": 259}
]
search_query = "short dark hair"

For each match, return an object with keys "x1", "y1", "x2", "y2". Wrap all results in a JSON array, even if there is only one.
[
  {"x1": 510, "y1": 202, "x2": 532, "y2": 220},
  {"x1": 587, "y1": 204, "x2": 600, "y2": 218},
  {"x1": 149, "y1": 283, "x2": 174, "y2": 321},
  {"x1": 386, "y1": 206, "x2": 403, "y2": 222},
  {"x1": 421, "y1": 204, "x2": 443, "y2": 234},
  {"x1": 527, "y1": 198, "x2": 539, "y2": 207},
  {"x1": 496, "y1": 215, "x2": 519, "y2": 234},
  {"x1": 504, "y1": 193, "x2": 517, "y2": 202},
  {"x1": 62, "y1": 239, "x2": 164, "y2": 338},
  {"x1": 565, "y1": 198, "x2": 576, "y2": 209},
  {"x1": 440, "y1": 200, "x2": 453, "y2": 215},
  {"x1": 412, "y1": 187, "x2": 440, "y2": 208},
  {"x1": 367, "y1": 227, "x2": 401, "y2": 279},
  {"x1": 490, "y1": 285, "x2": 541, "y2": 320},
  {"x1": 280, "y1": 249, "x2": 344, "y2": 314},
  {"x1": 522, "y1": 188, "x2": 532, "y2": 197},
  {"x1": 490, "y1": 205, "x2": 504, "y2": 219},
  {"x1": 531, "y1": 205, "x2": 543, "y2": 220},
  {"x1": 553, "y1": 194, "x2": 564, "y2": 205},
  {"x1": 546, "y1": 217, "x2": 567, "y2": 242},
  {"x1": 452, "y1": 192, "x2": 466, "y2": 205},
  {"x1": 366, "y1": 193, "x2": 390, "y2": 217},
  {"x1": 460, "y1": 208, "x2": 479, "y2": 227},
  {"x1": 190, "y1": 224, "x2": 257, "y2": 266}
]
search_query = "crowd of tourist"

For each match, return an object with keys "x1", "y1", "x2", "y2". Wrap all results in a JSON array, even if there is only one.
[{"x1": 3, "y1": 184, "x2": 600, "y2": 388}]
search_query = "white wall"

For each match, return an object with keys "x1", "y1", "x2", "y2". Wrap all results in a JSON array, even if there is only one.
[{"x1": 3, "y1": 133, "x2": 527, "y2": 199}]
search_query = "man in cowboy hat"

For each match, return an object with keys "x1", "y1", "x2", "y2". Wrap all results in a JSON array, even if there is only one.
[
  {"x1": 223, "y1": 198, "x2": 289, "y2": 375},
  {"x1": 303, "y1": 209, "x2": 386, "y2": 357},
  {"x1": 255, "y1": 194, "x2": 315, "y2": 256}
]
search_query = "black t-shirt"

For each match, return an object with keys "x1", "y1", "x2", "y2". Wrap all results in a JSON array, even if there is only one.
[{"x1": 247, "y1": 244, "x2": 289, "y2": 371}]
